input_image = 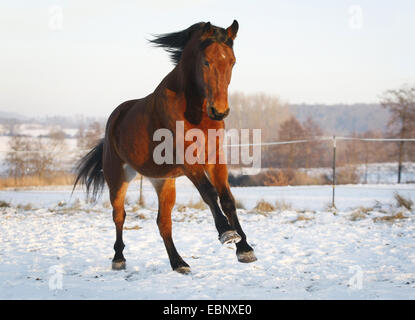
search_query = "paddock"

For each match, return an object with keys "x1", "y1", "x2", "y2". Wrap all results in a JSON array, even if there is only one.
[{"x1": 1, "y1": 181, "x2": 414, "y2": 299}]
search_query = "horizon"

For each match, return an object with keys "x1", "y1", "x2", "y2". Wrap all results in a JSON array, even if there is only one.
[
  {"x1": 1, "y1": 0, "x2": 414, "y2": 118},
  {"x1": 0, "y1": 100, "x2": 386, "y2": 120}
]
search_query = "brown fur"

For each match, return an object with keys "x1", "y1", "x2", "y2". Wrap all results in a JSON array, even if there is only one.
[{"x1": 75, "y1": 20, "x2": 255, "y2": 272}]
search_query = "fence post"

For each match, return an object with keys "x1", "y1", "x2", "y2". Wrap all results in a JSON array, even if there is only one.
[
  {"x1": 138, "y1": 175, "x2": 144, "y2": 206},
  {"x1": 332, "y1": 135, "x2": 336, "y2": 208},
  {"x1": 397, "y1": 140, "x2": 404, "y2": 184}
]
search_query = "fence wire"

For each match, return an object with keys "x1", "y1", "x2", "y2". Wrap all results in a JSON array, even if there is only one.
[
  {"x1": 225, "y1": 136, "x2": 415, "y2": 147},
  {"x1": 1, "y1": 135, "x2": 414, "y2": 208},
  {"x1": 1, "y1": 136, "x2": 415, "y2": 152}
]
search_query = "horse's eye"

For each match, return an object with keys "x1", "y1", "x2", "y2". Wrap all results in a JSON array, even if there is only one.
[{"x1": 204, "y1": 61, "x2": 210, "y2": 67}]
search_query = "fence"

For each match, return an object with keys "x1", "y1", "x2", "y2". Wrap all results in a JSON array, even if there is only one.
[
  {"x1": 227, "y1": 135, "x2": 415, "y2": 208},
  {"x1": 1, "y1": 135, "x2": 415, "y2": 207}
]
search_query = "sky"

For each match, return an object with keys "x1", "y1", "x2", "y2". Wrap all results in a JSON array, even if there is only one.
[{"x1": 1, "y1": 0, "x2": 415, "y2": 118}]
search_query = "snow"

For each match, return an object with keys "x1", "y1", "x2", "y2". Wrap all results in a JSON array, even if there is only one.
[
  {"x1": 0, "y1": 181, "x2": 414, "y2": 299},
  {"x1": 299, "y1": 162, "x2": 415, "y2": 184}
]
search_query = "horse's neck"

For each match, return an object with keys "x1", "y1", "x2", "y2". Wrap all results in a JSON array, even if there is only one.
[
  {"x1": 161, "y1": 67, "x2": 184, "y2": 93},
  {"x1": 155, "y1": 67, "x2": 205, "y2": 125}
]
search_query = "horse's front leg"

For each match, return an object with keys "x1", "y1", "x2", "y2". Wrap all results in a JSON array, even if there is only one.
[
  {"x1": 206, "y1": 164, "x2": 257, "y2": 263},
  {"x1": 184, "y1": 165, "x2": 241, "y2": 245}
]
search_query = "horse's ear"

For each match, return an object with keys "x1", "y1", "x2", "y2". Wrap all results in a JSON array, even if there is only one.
[
  {"x1": 202, "y1": 22, "x2": 213, "y2": 38},
  {"x1": 226, "y1": 20, "x2": 239, "y2": 40}
]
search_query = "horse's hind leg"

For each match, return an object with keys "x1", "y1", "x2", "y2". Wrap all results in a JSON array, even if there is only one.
[
  {"x1": 150, "y1": 178, "x2": 190, "y2": 274},
  {"x1": 109, "y1": 181, "x2": 129, "y2": 270},
  {"x1": 103, "y1": 155, "x2": 131, "y2": 270}
]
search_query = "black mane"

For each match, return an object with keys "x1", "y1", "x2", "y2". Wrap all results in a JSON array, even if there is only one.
[{"x1": 149, "y1": 22, "x2": 232, "y2": 65}]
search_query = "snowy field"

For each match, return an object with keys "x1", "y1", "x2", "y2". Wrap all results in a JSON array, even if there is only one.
[{"x1": 0, "y1": 179, "x2": 414, "y2": 299}]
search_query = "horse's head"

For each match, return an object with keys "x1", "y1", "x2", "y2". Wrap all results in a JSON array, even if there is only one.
[
  {"x1": 198, "y1": 21, "x2": 238, "y2": 121},
  {"x1": 150, "y1": 20, "x2": 239, "y2": 122}
]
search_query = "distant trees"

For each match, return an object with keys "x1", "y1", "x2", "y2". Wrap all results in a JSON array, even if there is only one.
[
  {"x1": 5, "y1": 136, "x2": 28, "y2": 182},
  {"x1": 225, "y1": 88, "x2": 415, "y2": 177},
  {"x1": 2, "y1": 119, "x2": 19, "y2": 136},
  {"x1": 277, "y1": 116, "x2": 305, "y2": 168},
  {"x1": 76, "y1": 120, "x2": 105, "y2": 150},
  {"x1": 227, "y1": 92, "x2": 292, "y2": 143},
  {"x1": 4, "y1": 129, "x2": 67, "y2": 182},
  {"x1": 227, "y1": 92, "x2": 297, "y2": 168},
  {"x1": 274, "y1": 116, "x2": 329, "y2": 169},
  {"x1": 380, "y1": 85, "x2": 415, "y2": 183},
  {"x1": 302, "y1": 117, "x2": 325, "y2": 168},
  {"x1": 2, "y1": 87, "x2": 415, "y2": 188},
  {"x1": 2, "y1": 121, "x2": 107, "y2": 187}
]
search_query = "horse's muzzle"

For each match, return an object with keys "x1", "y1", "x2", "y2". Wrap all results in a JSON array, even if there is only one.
[{"x1": 207, "y1": 106, "x2": 230, "y2": 121}]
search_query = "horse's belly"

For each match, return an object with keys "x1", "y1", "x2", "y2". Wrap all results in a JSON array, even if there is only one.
[{"x1": 132, "y1": 162, "x2": 183, "y2": 179}]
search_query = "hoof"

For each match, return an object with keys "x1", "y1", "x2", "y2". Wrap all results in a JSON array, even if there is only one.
[
  {"x1": 219, "y1": 230, "x2": 241, "y2": 245},
  {"x1": 112, "y1": 260, "x2": 126, "y2": 270},
  {"x1": 174, "y1": 266, "x2": 191, "y2": 274},
  {"x1": 237, "y1": 251, "x2": 257, "y2": 263}
]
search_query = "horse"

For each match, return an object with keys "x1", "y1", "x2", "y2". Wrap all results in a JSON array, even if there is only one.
[{"x1": 73, "y1": 20, "x2": 257, "y2": 274}]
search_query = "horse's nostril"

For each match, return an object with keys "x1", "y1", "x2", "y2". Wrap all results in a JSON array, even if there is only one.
[
  {"x1": 208, "y1": 106, "x2": 229, "y2": 120},
  {"x1": 207, "y1": 106, "x2": 216, "y2": 117}
]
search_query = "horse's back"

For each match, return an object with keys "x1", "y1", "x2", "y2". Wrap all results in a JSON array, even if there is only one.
[
  {"x1": 106, "y1": 97, "x2": 148, "y2": 132},
  {"x1": 103, "y1": 95, "x2": 182, "y2": 178}
]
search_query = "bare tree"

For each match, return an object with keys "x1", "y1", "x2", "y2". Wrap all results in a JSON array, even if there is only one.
[
  {"x1": 302, "y1": 117, "x2": 325, "y2": 168},
  {"x1": 3, "y1": 119, "x2": 19, "y2": 136},
  {"x1": 380, "y1": 84, "x2": 415, "y2": 183},
  {"x1": 76, "y1": 120, "x2": 86, "y2": 149},
  {"x1": 46, "y1": 128, "x2": 68, "y2": 172},
  {"x1": 77, "y1": 121, "x2": 104, "y2": 150},
  {"x1": 227, "y1": 91, "x2": 292, "y2": 142},
  {"x1": 48, "y1": 128, "x2": 66, "y2": 141},
  {"x1": 29, "y1": 138, "x2": 54, "y2": 179},
  {"x1": 278, "y1": 116, "x2": 305, "y2": 168},
  {"x1": 4, "y1": 129, "x2": 68, "y2": 182},
  {"x1": 5, "y1": 136, "x2": 30, "y2": 182},
  {"x1": 351, "y1": 131, "x2": 385, "y2": 183}
]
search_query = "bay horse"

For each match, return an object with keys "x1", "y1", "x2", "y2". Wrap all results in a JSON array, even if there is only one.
[{"x1": 73, "y1": 20, "x2": 256, "y2": 274}]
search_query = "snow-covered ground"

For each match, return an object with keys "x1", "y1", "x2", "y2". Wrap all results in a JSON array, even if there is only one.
[
  {"x1": 299, "y1": 162, "x2": 415, "y2": 184},
  {"x1": 0, "y1": 180, "x2": 414, "y2": 299}
]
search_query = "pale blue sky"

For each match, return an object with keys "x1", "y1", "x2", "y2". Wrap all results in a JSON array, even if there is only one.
[{"x1": 1, "y1": 0, "x2": 414, "y2": 117}]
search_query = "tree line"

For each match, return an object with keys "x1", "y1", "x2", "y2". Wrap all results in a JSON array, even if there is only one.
[
  {"x1": 226, "y1": 86, "x2": 415, "y2": 175},
  {"x1": 2, "y1": 85, "x2": 415, "y2": 186},
  {"x1": 3, "y1": 121, "x2": 104, "y2": 187}
]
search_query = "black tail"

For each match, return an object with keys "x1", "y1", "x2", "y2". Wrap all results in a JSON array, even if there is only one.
[{"x1": 73, "y1": 140, "x2": 105, "y2": 201}]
